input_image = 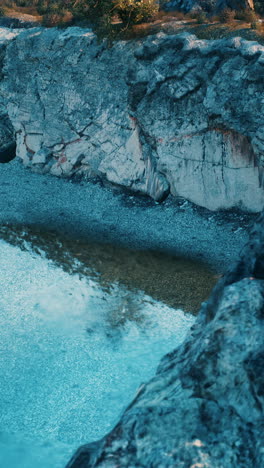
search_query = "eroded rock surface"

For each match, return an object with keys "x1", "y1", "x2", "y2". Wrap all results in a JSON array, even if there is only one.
[
  {"x1": 1, "y1": 28, "x2": 264, "y2": 210},
  {"x1": 66, "y1": 213, "x2": 264, "y2": 468},
  {"x1": 0, "y1": 30, "x2": 18, "y2": 162}
]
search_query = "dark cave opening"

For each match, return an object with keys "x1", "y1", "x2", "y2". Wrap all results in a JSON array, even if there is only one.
[{"x1": 0, "y1": 142, "x2": 16, "y2": 164}]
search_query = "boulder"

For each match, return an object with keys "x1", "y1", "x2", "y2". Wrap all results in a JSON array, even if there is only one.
[{"x1": 66, "y1": 211, "x2": 264, "y2": 468}]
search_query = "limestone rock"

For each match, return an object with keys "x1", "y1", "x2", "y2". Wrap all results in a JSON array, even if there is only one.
[
  {"x1": 0, "y1": 17, "x2": 38, "y2": 29},
  {"x1": 66, "y1": 212, "x2": 264, "y2": 468},
  {"x1": 1, "y1": 28, "x2": 264, "y2": 211},
  {"x1": 0, "y1": 31, "x2": 18, "y2": 162}
]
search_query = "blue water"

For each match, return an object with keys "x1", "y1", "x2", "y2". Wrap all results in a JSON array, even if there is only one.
[{"x1": 0, "y1": 239, "x2": 194, "y2": 467}]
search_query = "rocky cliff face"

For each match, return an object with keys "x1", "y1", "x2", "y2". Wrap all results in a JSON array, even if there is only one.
[
  {"x1": 0, "y1": 30, "x2": 18, "y2": 162},
  {"x1": 66, "y1": 212, "x2": 264, "y2": 468},
  {"x1": 1, "y1": 27, "x2": 264, "y2": 211}
]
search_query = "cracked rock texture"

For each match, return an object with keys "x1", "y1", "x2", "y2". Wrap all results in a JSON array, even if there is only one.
[
  {"x1": 0, "y1": 30, "x2": 18, "y2": 162},
  {"x1": 67, "y1": 212, "x2": 264, "y2": 468},
  {"x1": 1, "y1": 28, "x2": 264, "y2": 211}
]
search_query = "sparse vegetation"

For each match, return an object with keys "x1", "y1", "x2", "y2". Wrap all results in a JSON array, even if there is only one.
[
  {"x1": 196, "y1": 11, "x2": 208, "y2": 24},
  {"x1": 235, "y1": 8, "x2": 258, "y2": 22},
  {"x1": 219, "y1": 8, "x2": 236, "y2": 23},
  {"x1": 254, "y1": 1, "x2": 264, "y2": 16},
  {"x1": 39, "y1": 0, "x2": 159, "y2": 35},
  {"x1": 115, "y1": 0, "x2": 158, "y2": 26},
  {"x1": 251, "y1": 19, "x2": 261, "y2": 29},
  {"x1": 0, "y1": 0, "x2": 263, "y2": 42}
]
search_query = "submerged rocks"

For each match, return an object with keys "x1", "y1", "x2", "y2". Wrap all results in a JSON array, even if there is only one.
[{"x1": 66, "y1": 213, "x2": 264, "y2": 468}]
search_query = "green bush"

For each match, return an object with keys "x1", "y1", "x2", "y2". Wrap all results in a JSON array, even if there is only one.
[
  {"x1": 37, "y1": 0, "x2": 65, "y2": 15},
  {"x1": 15, "y1": 0, "x2": 27, "y2": 5},
  {"x1": 251, "y1": 19, "x2": 261, "y2": 30},
  {"x1": 115, "y1": 0, "x2": 158, "y2": 26},
  {"x1": 37, "y1": 1, "x2": 51, "y2": 14},
  {"x1": 255, "y1": 1, "x2": 264, "y2": 16},
  {"x1": 195, "y1": 11, "x2": 207, "y2": 24},
  {"x1": 42, "y1": 12, "x2": 62, "y2": 26},
  {"x1": 219, "y1": 8, "x2": 236, "y2": 23},
  {"x1": 0, "y1": 7, "x2": 5, "y2": 16},
  {"x1": 71, "y1": 0, "x2": 112, "y2": 21},
  {"x1": 2, "y1": 0, "x2": 39, "y2": 6},
  {"x1": 42, "y1": 9, "x2": 73, "y2": 27},
  {"x1": 235, "y1": 9, "x2": 258, "y2": 22},
  {"x1": 2, "y1": 0, "x2": 161, "y2": 38}
]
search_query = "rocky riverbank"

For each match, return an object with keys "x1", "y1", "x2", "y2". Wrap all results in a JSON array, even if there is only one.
[
  {"x1": 0, "y1": 158, "x2": 252, "y2": 273},
  {"x1": 67, "y1": 204, "x2": 264, "y2": 468},
  {"x1": 0, "y1": 23, "x2": 263, "y2": 468}
]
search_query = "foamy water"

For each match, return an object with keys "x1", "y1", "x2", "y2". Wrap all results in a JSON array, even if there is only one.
[{"x1": 0, "y1": 239, "x2": 194, "y2": 467}]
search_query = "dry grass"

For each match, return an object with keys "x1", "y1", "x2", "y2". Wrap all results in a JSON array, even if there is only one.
[
  {"x1": 189, "y1": 21, "x2": 264, "y2": 44},
  {"x1": 122, "y1": 14, "x2": 264, "y2": 44},
  {"x1": 3, "y1": 7, "x2": 42, "y2": 21}
]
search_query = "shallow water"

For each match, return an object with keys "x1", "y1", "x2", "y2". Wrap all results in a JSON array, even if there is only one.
[
  {"x1": 0, "y1": 234, "x2": 196, "y2": 468},
  {"x1": 0, "y1": 224, "x2": 217, "y2": 312}
]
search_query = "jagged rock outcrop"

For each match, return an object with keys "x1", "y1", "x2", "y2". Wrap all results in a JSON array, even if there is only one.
[
  {"x1": 1, "y1": 27, "x2": 264, "y2": 210},
  {"x1": 66, "y1": 213, "x2": 264, "y2": 468}
]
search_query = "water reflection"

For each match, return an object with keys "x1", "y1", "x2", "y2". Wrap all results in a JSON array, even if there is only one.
[
  {"x1": 0, "y1": 230, "x2": 197, "y2": 468},
  {"x1": 0, "y1": 224, "x2": 217, "y2": 313}
]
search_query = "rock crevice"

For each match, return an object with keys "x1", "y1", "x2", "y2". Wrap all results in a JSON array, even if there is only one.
[{"x1": 0, "y1": 35, "x2": 17, "y2": 163}]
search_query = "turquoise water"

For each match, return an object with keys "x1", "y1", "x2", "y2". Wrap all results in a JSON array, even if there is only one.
[{"x1": 0, "y1": 239, "x2": 194, "y2": 468}]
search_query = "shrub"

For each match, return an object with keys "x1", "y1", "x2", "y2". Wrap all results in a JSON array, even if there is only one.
[
  {"x1": 115, "y1": 0, "x2": 159, "y2": 26},
  {"x1": 255, "y1": 1, "x2": 264, "y2": 16},
  {"x1": 0, "y1": 7, "x2": 5, "y2": 17},
  {"x1": 235, "y1": 9, "x2": 258, "y2": 22},
  {"x1": 251, "y1": 20, "x2": 261, "y2": 30},
  {"x1": 42, "y1": 8, "x2": 73, "y2": 27},
  {"x1": 195, "y1": 11, "x2": 207, "y2": 24},
  {"x1": 37, "y1": 1, "x2": 50, "y2": 15},
  {"x1": 71, "y1": 0, "x2": 112, "y2": 22},
  {"x1": 15, "y1": 0, "x2": 27, "y2": 5},
  {"x1": 42, "y1": 12, "x2": 62, "y2": 26},
  {"x1": 219, "y1": 8, "x2": 236, "y2": 23}
]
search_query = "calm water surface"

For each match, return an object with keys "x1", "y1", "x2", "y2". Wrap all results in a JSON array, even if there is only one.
[{"x1": 0, "y1": 226, "x2": 215, "y2": 468}]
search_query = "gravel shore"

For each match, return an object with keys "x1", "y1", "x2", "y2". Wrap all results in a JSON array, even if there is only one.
[{"x1": 0, "y1": 159, "x2": 254, "y2": 273}]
